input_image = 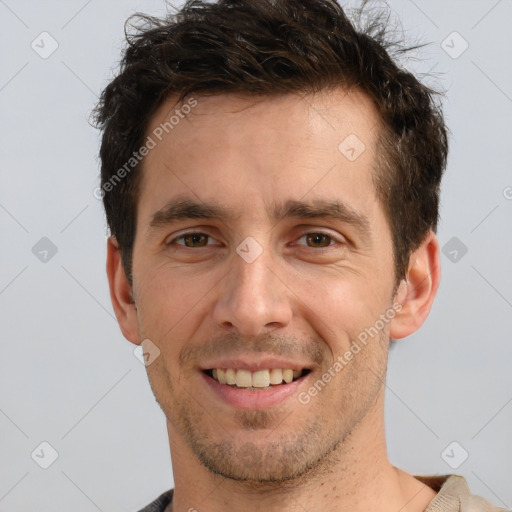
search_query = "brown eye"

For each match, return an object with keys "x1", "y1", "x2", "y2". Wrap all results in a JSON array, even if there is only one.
[
  {"x1": 298, "y1": 232, "x2": 336, "y2": 248},
  {"x1": 171, "y1": 232, "x2": 211, "y2": 247}
]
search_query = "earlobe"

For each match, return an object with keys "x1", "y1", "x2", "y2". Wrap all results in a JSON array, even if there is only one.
[
  {"x1": 389, "y1": 231, "x2": 441, "y2": 340},
  {"x1": 106, "y1": 236, "x2": 141, "y2": 345}
]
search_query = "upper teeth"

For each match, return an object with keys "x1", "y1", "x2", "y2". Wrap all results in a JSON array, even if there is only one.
[{"x1": 211, "y1": 368, "x2": 303, "y2": 388}]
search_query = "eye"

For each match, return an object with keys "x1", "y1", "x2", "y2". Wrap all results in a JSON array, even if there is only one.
[
  {"x1": 296, "y1": 231, "x2": 340, "y2": 248},
  {"x1": 168, "y1": 232, "x2": 216, "y2": 248}
]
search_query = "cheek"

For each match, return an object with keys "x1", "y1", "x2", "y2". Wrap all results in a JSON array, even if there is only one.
[
  {"x1": 134, "y1": 264, "x2": 207, "y2": 352},
  {"x1": 293, "y1": 271, "x2": 389, "y2": 350}
]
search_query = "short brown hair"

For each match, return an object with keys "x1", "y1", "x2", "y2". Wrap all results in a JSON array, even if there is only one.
[{"x1": 92, "y1": 0, "x2": 448, "y2": 286}]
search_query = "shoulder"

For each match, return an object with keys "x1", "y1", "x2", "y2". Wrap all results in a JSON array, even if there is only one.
[
  {"x1": 136, "y1": 489, "x2": 174, "y2": 512},
  {"x1": 415, "y1": 474, "x2": 509, "y2": 512}
]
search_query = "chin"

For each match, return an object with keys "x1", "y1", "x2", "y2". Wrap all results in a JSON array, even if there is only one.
[{"x1": 181, "y1": 414, "x2": 343, "y2": 485}]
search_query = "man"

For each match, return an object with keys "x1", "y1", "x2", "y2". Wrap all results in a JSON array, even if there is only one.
[{"x1": 92, "y1": 1, "x2": 506, "y2": 511}]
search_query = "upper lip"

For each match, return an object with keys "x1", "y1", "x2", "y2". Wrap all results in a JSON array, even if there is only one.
[{"x1": 200, "y1": 357, "x2": 312, "y2": 372}]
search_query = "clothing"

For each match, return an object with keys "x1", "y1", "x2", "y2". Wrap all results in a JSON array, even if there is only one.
[
  {"x1": 416, "y1": 475, "x2": 508, "y2": 512},
  {"x1": 136, "y1": 474, "x2": 509, "y2": 512},
  {"x1": 136, "y1": 488, "x2": 173, "y2": 512}
]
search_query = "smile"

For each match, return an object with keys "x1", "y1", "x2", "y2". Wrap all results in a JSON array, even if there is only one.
[{"x1": 205, "y1": 368, "x2": 310, "y2": 390}]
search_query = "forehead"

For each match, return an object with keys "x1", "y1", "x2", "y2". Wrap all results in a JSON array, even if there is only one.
[
  {"x1": 146, "y1": 88, "x2": 380, "y2": 154},
  {"x1": 137, "y1": 88, "x2": 384, "y2": 229}
]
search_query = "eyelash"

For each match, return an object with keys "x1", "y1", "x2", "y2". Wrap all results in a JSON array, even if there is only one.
[{"x1": 167, "y1": 230, "x2": 342, "y2": 249}]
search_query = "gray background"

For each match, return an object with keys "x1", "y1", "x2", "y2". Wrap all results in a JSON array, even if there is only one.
[{"x1": 0, "y1": 0, "x2": 511, "y2": 510}]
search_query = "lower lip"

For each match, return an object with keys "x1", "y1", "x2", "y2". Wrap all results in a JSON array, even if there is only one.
[{"x1": 202, "y1": 372, "x2": 307, "y2": 410}]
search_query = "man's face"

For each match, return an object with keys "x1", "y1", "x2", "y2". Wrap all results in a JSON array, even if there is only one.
[{"x1": 131, "y1": 89, "x2": 399, "y2": 482}]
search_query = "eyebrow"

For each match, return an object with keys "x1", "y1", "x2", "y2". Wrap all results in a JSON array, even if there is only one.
[
  {"x1": 148, "y1": 196, "x2": 371, "y2": 238},
  {"x1": 271, "y1": 199, "x2": 370, "y2": 236},
  {"x1": 149, "y1": 197, "x2": 241, "y2": 231}
]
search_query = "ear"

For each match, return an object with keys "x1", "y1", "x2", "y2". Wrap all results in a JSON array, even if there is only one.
[
  {"x1": 106, "y1": 236, "x2": 141, "y2": 345},
  {"x1": 389, "y1": 231, "x2": 441, "y2": 340}
]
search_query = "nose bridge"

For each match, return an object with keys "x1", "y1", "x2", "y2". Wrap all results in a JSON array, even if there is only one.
[
  {"x1": 211, "y1": 238, "x2": 292, "y2": 335},
  {"x1": 233, "y1": 242, "x2": 272, "y2": 301}
]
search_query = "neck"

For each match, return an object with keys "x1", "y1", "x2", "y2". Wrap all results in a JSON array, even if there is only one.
[{"x1": 166, "y1": 394, "x2": 436, "y2": 512}]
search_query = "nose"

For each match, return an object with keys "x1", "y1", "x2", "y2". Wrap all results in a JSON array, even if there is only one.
[{"x1": 211, "y1": 244, "x2": 293, "y2": 337}]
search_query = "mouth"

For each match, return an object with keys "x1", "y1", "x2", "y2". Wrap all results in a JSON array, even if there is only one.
[{"x1": 204, "y1": 368, "x2": 311, "y2": 391}]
